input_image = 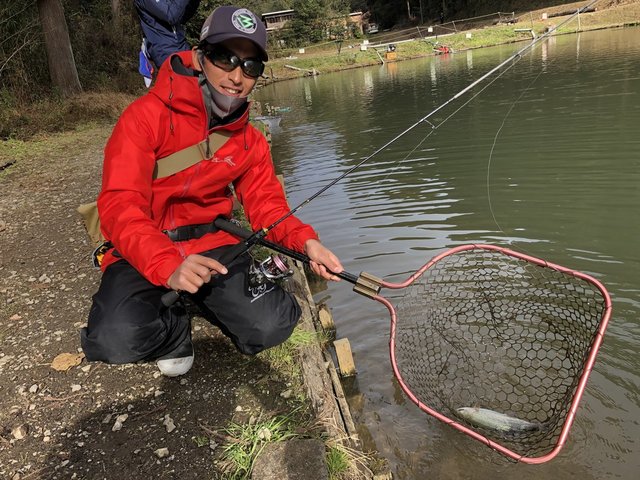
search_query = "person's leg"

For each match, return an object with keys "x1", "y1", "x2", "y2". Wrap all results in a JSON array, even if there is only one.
[
  {"x1": 192, "y1": 247, "x2": 301, "y2": 355},
  {"x1": 80, "y1": 260, "x2": 192, "y2": 365}
]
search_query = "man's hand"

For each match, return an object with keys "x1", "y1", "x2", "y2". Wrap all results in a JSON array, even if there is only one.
[
  {"x1": 304, "y1": 239, "x2": 343, "y2": 282},
  {"x1": 167, "y1": 254, "x2": 228, "y2": 293}
]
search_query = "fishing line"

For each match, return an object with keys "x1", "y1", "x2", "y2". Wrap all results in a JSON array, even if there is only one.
[
  {"x1": 486, "y1": 67, "x2": 547, "y2": 237},
  {"x1": 298, "y1": 0, "x2": 599, "y2": 227},
  {"x1": 374, "y1": 51, "x2": 545, "y2": 200},
  {"x1": 485, "y1": 44, "x2": 570, "y2": 246},
  {"x1": 261, "y1": 1, "x2": 599, "y2": 237}
]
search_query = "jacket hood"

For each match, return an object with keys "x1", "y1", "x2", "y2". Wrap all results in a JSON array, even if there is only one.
[{"x1": 149, "y1": 50, "x2": 249, "y2": 132}]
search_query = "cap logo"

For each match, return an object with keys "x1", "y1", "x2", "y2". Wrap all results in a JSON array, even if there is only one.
[{"x1": 232, "y1": 9, "x2": 258, "y2": 34}]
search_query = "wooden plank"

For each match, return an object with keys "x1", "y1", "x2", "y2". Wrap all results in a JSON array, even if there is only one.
[
  {"x1": 318, "y1": 303, "x2": 335, "y2": 332},
  {"x1": 327, "y1": 361, "x2": 358, "y2": 439},
  {"x1": 333, "y1": 338, "x2": 357, "y2": 377},
  {"x1": 285, "y1": 262, "x2": 347, "y2": 436}
]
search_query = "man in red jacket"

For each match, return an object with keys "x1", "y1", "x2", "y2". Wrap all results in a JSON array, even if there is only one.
[{"x1": 81, "y1": 6, "x2": 343, "y2": 377}]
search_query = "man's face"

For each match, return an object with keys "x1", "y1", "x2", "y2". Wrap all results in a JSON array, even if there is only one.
[{"x1": 195, "y1": 38, "x2": 261, "y2": 98}]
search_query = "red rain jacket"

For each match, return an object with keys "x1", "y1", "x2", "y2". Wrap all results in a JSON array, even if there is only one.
[{"x1": 97, "y1": 50, "x2": 318, "y2": 286}]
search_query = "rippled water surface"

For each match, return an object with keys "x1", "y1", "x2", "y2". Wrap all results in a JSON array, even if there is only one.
[{"x1": 255, "y1": 28, "x2": 640, "y2": 479}]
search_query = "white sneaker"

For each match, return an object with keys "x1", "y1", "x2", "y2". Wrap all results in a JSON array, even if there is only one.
[{"x1": 157, "y1": 355, "x2": 194, "y2": 377}]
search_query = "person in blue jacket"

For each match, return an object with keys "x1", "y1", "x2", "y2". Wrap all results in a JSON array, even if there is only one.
[{"x1": 135, "y1": 0, "x2": 201, "y2": 71}]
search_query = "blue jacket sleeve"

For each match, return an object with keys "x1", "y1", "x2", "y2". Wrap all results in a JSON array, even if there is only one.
[{"x1": 135, "y1": 0, "x2": 200, "y2": 25}]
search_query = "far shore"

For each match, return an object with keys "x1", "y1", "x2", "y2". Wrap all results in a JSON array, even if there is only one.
[{"x1": 259, "y1": 1, "x2": 640, "y2": 85}]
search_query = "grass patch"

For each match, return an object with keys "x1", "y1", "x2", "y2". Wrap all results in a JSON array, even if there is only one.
[
  {"x1": 0, "y1": 91, "x2": 136, "y2": 141},
  {"x1": 0, "y1": 123, "x2": 112, "y2": 182},
  {"x1": 259, "y1": 326, "x2": 329, "y2": 374},
  {"x1": 326, "y1": 445, "x2": 350, "y2": 479},
  {"x1": 219, "y1": 410, "x2": 302, "y2": 479},
  {"x1": 193, "y1": 435, "x2": 210, "y2": 448},
  {"x1": 325, "y1": 441, "x2": 383, "y2": 480}
]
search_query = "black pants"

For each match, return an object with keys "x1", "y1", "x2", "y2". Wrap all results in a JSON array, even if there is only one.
[{"x1": 80, "y1": 246, "x2": 301, "y2": 363}]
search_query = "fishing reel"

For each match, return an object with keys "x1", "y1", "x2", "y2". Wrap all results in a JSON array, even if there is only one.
[{"x1": 248, "y1": 253, "x2": 293, "y2": 288}]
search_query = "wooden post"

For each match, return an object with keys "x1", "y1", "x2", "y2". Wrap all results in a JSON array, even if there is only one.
[
  {"x1": 333, "y1": 338, "x2": 356, "y2": 377},
  {"x1": 318, "y1": 304, "x2": 335, "y2": 331}
]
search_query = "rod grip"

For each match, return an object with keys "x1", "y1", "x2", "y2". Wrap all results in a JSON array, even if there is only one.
[
  {"x1": 161, "y1": 224, "x2": 252, "y2": 307},
  {"x1": 214, "y1": 217, "x2": 359, "y2": 285},
  {"x1": 161, "y1": 290, "x2": 180, "y2": 307}
]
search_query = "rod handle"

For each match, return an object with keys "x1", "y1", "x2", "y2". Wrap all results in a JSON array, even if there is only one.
[
  {"x1": 161, "y1": 230, "x2": 252, "y2": 307},
  {"x1": 214, "y1": 217, "x2": 359, "y2": 284}
]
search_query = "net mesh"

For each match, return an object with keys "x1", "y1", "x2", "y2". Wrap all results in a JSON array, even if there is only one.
[{"x1": 394, "y1": 247, "x2": 607, "y2": 458}]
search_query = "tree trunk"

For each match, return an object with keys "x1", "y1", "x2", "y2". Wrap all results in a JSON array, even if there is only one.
[
  {"x1": 111, "y1": 0, "x2": 121, "y2": 29},
  {"x1": 36, "y1": 0, "x2": 82, "y2": 97}
]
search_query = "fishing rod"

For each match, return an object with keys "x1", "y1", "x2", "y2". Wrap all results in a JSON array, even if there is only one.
[{"x1": 161, "y1": 0, "x2": 597, "y2": 307}]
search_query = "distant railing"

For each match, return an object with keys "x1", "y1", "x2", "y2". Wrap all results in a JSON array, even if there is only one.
[{"x1": 268, "y1": 11, "x2": 518, "y2": 59}]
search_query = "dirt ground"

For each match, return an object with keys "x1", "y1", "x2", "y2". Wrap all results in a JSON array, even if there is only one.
[{"x1": 0, "y1": 127, "x2": 324, "y2": 479}]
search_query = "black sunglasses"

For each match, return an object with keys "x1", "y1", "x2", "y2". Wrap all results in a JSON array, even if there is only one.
[{"x1": 203, "y1": 45, "x2": 265, "y2": 79}]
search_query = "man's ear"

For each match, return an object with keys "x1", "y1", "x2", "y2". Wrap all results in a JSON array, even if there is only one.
[{"x1": 192, "y1": 47, "x2": 203, "y2": 72}]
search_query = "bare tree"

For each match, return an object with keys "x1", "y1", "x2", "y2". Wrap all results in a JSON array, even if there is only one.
[{"x1": 36, "y1": 0, "x2": 82, "y2": 97}]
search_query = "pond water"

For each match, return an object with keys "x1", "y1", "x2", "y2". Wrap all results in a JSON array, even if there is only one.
[{"x1": 255, "y1": 27, "x2": 640, "y2": 479}]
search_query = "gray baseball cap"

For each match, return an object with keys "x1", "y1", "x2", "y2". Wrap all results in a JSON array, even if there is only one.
[{"x1": 199, "y1": 6, "x2": 268, "y2": 61}]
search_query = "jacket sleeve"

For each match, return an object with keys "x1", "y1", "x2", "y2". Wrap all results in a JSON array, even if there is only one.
[
  {"x1": 97, "y1": 103, "x2": 184, "y2": 286},
  {"x1": 136, "y1": 0, "x2": 199, "y2": 25},
  {"x1": 233, "y1": 129, "x2": 319, "y2": 253}
]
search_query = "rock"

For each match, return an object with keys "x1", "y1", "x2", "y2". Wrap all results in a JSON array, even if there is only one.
[
  {"x1": 11, "y1": 424, "x2": 29, "y2": 440},
  {"x1": 163, "y1": 415, "x2": 176, "y2": 433},
  {"x1": 112, "y1": 414, "x2": 128, "y2": 432},
  {"x1": 71, "y1": 384, "x2": 82, "y2": 392},
  {"x1": 251, "y1": 438, "x2": 328, "y2": 480},
  {"x1": 154, "y1": 447, "x2": 170, "y2": 459},
  {"x1": 257, "y1": 427, "x2": 271, "y2": 441}
]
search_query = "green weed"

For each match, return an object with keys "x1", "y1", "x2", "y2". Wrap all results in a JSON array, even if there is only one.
[
  {"x1": 326, "y1": 445, "x2": 350, "y2": 479},
  {"x1": 219, "y1": 411, "x2": 300, "y2": 479},
  {"x1": 193, "y1": 435, "x2": 210, "y2": 447},
  {"x1": 259, "y1": 326, "x2": 328, "y2": 373}
]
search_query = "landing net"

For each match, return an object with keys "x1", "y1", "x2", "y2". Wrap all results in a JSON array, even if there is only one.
[{"x1": 390, "y1": 245, "x2": 611, "y2": 462}]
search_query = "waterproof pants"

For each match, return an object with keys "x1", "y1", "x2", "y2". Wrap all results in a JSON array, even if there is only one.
[{"x1": 80, "y1": 246, "x2": 301, "y2": 363}]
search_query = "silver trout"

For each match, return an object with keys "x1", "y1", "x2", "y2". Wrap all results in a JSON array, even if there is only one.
[{"x1": 456, "y1": 407, "x2": 541, "y2": 433}]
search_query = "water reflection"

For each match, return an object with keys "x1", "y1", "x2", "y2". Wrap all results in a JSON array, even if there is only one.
[{"x1": 256, "y1": 27, "x2": 640, "y2": 479}]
